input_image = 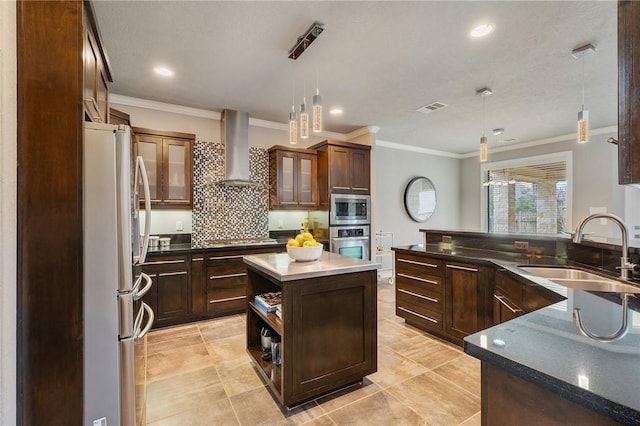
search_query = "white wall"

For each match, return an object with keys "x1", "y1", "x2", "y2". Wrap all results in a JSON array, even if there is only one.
[
  {"x1": 374, "y1": 145, "x2": 460, "y2": 246},
  {"x1": 459, "y1": 131, "x2": 628, "y2": 242},
  {"x1": 0, "y1": 1, "x2": 17, "y2": 424}
]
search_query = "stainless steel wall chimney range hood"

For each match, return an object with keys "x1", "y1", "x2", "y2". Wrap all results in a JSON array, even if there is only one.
[{"x1": 216, "y1": 109, "x2": 258, "y2": 187}]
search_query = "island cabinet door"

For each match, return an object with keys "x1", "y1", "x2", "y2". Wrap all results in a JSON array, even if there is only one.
[
  {"x1": 285, "y1": 271, "x2": 377, "y2": 405},
  {"x1": 444, "y1": 262, "x2": 492, "y2": 341}
]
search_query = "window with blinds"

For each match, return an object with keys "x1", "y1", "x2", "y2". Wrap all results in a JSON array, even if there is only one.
[{"x1": 485, "y1": 160, "x2": 568, "y2": 235}]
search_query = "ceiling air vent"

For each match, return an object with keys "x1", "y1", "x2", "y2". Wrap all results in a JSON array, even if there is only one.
[{"x1": 416, "y1": 101, "x2": 448, "y2": 114}]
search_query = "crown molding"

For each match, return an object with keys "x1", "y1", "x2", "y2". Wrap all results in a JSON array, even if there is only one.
[
  {"x1": 110, "y1": 94, "x2": 221, "y2": 119},
  {"x1": 375, "y1": 139, "x2": 463, "y2": 159},
  {"x1": 458, "y1": 125, "x2": 618, "y2": 158},
  {"x1": 111, "y1": 94, "x2": 348, "y2": 139},
  {"x1": 346, "y1": 126, "x2": 380, "y2": 140}
]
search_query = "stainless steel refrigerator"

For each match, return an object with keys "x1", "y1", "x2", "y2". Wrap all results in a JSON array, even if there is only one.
[{"x1": 84, "y1": 121, "x2": 154, "y2": 426}]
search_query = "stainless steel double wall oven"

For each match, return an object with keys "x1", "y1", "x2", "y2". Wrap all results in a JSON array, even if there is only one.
[{"x1": 329, "y1": 193, "x2": 371, "y2": 260}]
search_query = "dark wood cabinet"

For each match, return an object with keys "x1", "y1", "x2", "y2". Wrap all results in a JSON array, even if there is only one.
[
  {"x1": 444, "y1": 262, "x2": 492, "y2": 342},
  {"x1": 268, "y1": 146, "x2": 318, "y2": 210},
  {"x1": 245, "y1": 260, "x2": 377, "y2": 407},
  {"x1": 83, "y1": 5, "x2": 112, "y2": 123},
  {"x1": 109, "y1": 108, "x2": 131, "y2": 126},
  {"x1": 190, "y1": 255, "x2": 206, "y2": 316},
  {"x1": 311, "y1": 140, "x2": 371, "y2": 207},
  {"x1": 492, "y1": 270, "x2": 562, "y2": 326},
  {"x1": 395, "y1": 252, "x2": 444, "y2": 334},
  {"x1": 140, "y1": 255, "x2": 191, "y2": 327},
  {"x1": 618, "y1": 0, "x2": 640, "y2": 184},
  {"x1": 133, "y1": 127, "x2": 195, "y2": 209}
]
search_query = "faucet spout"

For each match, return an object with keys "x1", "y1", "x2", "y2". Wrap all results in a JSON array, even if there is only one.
[{"x1": 573, "y1": 213, "x2": 633, "y2": 280}]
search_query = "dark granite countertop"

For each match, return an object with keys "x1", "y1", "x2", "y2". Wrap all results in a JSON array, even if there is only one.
[
  {"x1": 145, "y1": 241, "x2": 285, "y2": 256},
  {"x1": 393, "y1": 244, "x2": 640, "y2": 424}
]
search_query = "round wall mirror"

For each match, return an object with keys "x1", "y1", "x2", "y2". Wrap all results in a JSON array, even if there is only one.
[{"x1": 403, "y1": 177, "x2": 437, "y2": 222}]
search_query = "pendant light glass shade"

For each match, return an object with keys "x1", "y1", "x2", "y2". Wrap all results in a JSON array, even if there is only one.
[
  {"x1": 289, "y1": 108, "x2": 298, "y2": 145},
  {"x1": 578, "y1": 108, "x2": 589, "y2": 144},
  {"x1": 300, "y1": 100, "x2": 309, "y2": 139},
  {"x1": 479, "y1": 136, "x2": 488, "y2": 162},
  {"x1": 312, "y1": 89, "x2": 322, "y2": 133}
]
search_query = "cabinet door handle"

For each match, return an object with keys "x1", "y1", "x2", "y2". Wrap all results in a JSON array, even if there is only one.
[
  {"x1": 398, "y1": 258, "x2": 439, "y2": 268},
  {"x1": 209, "y1": 272, "x2": 246, "y2": 280},
  {"x1": 209, "y1": 296, "x2": 246, "y2": 303},
  {"x1": 397, "y1": 273, "x2": 439, "y2": 286},
  {"x1": 332, "y1": 186, "x2": 351, "y2": 190},
  {"x1": 446, "y1": 264, "x2": 479, "y2": 272},
  {"x1": 352, "y1": 187, "x2": 369, "y2": 191},
  {"x1": 158, "y1": 271, "x2": 188, "y2": 277},
  {"x1": 209, "y1": 255, "x2": 244, "y2": 260},
  {"x1": 141, "y1": 259, "x2": 185, "y2": 266},
  {"x1": 398, "y1": 288, "x2": 439, "y2": 303},
  {"x1": 192, "y1": 257, "x2": 204, "y2": 262},
  {"x1": 397, "y1": 307, "x2": 439, "y2": 324},
  {"x1": 494, "y1": 295, "x2": 523, "y2": 314}
]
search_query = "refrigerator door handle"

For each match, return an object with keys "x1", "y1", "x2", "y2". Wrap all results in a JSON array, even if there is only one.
[
  {"x1": 133, "y1": 272, "x2": 153, "y2": 300},
  {"x1": 134, "y1": 302, "x2": 155, "y2": 342},
  {"x1": 135, "y1": 155, "x2": 152, "y2": 264}
]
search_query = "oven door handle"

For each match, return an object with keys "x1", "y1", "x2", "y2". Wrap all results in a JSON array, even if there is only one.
[{"x1": 331, "y1": 237, "x2": 369, "y2": 241}]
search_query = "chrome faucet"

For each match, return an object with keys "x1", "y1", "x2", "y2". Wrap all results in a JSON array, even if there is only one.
[{"x1": 573, "y1": 213, "x2": 635, "y2": 280}]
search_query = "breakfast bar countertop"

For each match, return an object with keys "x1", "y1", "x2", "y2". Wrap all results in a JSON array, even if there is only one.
[{"x1": 243, "y1": 251, "x2": 379, "y2": 282}]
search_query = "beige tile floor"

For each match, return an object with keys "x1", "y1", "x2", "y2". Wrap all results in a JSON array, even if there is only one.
[{"x1": 144, "y1": 278, "x2": 481, "y2": 426}]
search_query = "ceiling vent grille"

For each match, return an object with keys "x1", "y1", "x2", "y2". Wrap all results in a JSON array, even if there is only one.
[{"x1": 416, "y1": 102, "x2": 448, "y2": 114}]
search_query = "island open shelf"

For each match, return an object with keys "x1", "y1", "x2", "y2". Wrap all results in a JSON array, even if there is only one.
[{"x1": 244, "y1": 251, "x2": 379, "y2": 407}]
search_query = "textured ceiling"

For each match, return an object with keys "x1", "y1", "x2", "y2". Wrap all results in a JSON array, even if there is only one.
[{"x1": 93, "y1": 1, "x2": 618, "y2": 154}]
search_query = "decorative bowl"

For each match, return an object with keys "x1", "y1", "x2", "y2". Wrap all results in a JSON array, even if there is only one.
[{"x1": 286, "y1": 245, "x2": 323, "y2": 262}]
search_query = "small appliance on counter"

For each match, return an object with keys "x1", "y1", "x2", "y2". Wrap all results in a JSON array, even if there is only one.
[
  {"x1": 149, "y1": 235, "x2": 159, "y2": 247},
  {"x1": 159, "y1": 237, "x2": 171, "y2": 248}
]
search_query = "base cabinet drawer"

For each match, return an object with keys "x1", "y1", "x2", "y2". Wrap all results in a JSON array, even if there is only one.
[
  {"x1": 206, "y1": 292, "x2": 246, "y2": 316},
  {"x1": 396, "y1": 306, "x2": 443, "y2": 331}
]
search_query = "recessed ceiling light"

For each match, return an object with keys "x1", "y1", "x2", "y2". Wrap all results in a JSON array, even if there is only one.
[
  {"x1": 154, "y1": 67, "x2": 174, "y2": 77},
  {"x1": 470, "y1": 24, "x2": 494, "y2": 38},
  {"x1": 329, "y1": 108, "x2": 343, "y2": 115}
]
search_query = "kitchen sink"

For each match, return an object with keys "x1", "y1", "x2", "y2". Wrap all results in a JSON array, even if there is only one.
[{"x1": 518, "y1": 266, "x2": 640, "y2": 294}]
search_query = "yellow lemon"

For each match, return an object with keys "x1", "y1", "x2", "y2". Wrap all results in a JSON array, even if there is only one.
[
  {"x1": 302, "y1": 232, "x2": 314, "y2": 241},
  {"x1": 287, "y1": 238, "x2": 300, "y2": 247},
  {"x1": 295, "y1": 233, "x2": 305, "y2": 246},
  {"x1": 303, "y1": 240, "x2": 316, "y2": 247}
]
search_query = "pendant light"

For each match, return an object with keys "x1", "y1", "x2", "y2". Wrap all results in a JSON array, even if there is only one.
[
  {"x1": 300, "y1": 81, "x2": 309, "y2": 139},
  {"x1": 477, "y1": 88, "x2": 492, "y2": 162},
  {"x1": 289, "y1": 77, "x2": 298, "y2": 145},
  {"x1": 312, "y1": 71, "x2": 322, "y2": 133},
  {"x1": 572, "y1": 43, "x2": 595, "y2": 144}
]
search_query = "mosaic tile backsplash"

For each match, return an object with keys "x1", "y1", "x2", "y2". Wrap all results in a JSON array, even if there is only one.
[{"x1": 192, "y1": 141, "x2": 269, "y2": 246}]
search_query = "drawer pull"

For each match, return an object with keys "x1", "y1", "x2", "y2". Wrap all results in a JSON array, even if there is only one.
[
  {"x1": 397, "y1": 273, "x2": 439, "y2": 286},
  {"x1": 209, "y1": 272, "x2": 246, "y2": 280},
  {"x1": 191, "y1": 257, "x2": 204, "y2": 262},
  {"x1": 209, "y1": 255, "x2": 244, "y2": 260},
  {"x1": 398, "y1": 307, "x2": 438, "y2": 324},
  {"x1": 494, "y1": 295, "x2": 523, "y2": 314},
  {"x1": 209, "y1": 296, "x2": 246, "y2": 303},
  {"x1": 141, "y1": 259, "x2": 185, "y2": 266},
  {"x1": 398, "y1": 288, "x2": 438, "y2": 303},
  {"x1": 398, "y1": 258, "x2": 439, "y2": 268},
  {"x1": 446, "y1": 264, "x2": 479, "y2": 272},
  {"x1": 158, "y1": 271, "x2": 187, "y2": 277}
]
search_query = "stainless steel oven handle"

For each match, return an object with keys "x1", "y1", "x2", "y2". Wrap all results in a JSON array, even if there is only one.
[{"x1": 331, "y1": 237, "x2": 369, "y2": 241}]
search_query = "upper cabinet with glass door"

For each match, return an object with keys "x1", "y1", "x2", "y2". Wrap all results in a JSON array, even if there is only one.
[
  {"x1": 268, "y1": 146, "x2": 318, "y2": 210},
  {"x1": 133, "y1": 127, "x2": 195, "y2": 209}
]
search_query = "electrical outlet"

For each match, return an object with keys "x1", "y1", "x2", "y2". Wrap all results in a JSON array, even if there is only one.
[
  {"x1": 514, "y1": 241, "x2": 529, "y2": 250},
  {"x1": 93, "y1": 417, "x2": 107, "y2": 426},
  {"x1": 176, "y1": 220, "x2": 183, "y2": 231}
]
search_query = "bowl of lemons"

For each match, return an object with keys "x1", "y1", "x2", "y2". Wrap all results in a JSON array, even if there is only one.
[{"x1": 286, "y1": 231, "x2": 323, "y2": 261}]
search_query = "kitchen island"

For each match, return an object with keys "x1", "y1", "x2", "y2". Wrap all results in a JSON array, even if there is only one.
[{"x1": 243, "y1": 251, "x2": 379, "y2": 407}]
